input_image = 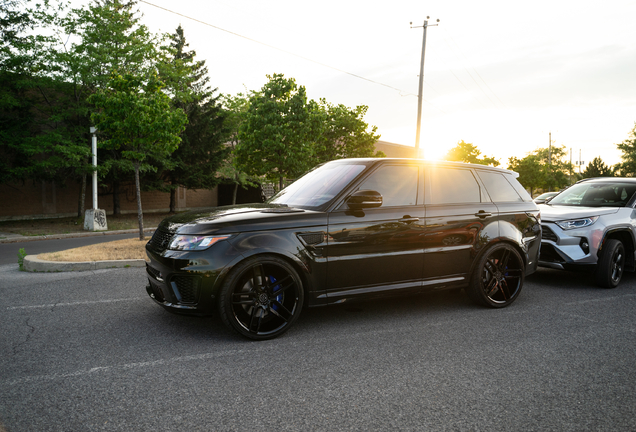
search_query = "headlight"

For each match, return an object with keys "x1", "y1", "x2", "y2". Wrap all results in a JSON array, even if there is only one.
[
  {"x1": 168, "y1": 235, "x2": 230, "y2": 251},
  {"x1": 555, "y1": 216, "x2": 599, "y2": 230}
]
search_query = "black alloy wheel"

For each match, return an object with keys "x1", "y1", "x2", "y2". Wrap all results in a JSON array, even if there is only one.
[
  {"x1": 595, "y1": 238, "x2": 624, "y2": 288},
  {"x1": 218, "y1": 255, "x2": 304, "y2": 340},
  {"x1": 468, "y1": 243, "x2": 525, "y2": 308}
]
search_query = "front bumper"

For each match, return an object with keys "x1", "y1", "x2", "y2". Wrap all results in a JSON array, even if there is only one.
[
  {"x1": 539, "y1": 223, "x2": 601, "y2": 269},
  {"x1": 144, "y1": 237, "x2": 242, "y2": 315}
]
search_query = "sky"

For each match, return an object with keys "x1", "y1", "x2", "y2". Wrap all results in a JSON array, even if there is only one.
[{"x1": 119, "y1": 1, "x2": 636, "y2": 167}]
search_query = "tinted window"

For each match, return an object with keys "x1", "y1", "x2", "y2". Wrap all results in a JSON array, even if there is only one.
[
  {"x1": 428, "y1": 167, "x2": 480, "y2": 204},
  {"x1": 504, "y1": 173, "x2": 533, "y2": 202},
  {"x1": 270, "y1": 162, "x2": 366, "y2": 208},
  {"x1": 478, "y1": 171, "x2": 523, "y2": 202},
  {"x1": 357, "y1": 165, "x2": 418, "y2": 207}
]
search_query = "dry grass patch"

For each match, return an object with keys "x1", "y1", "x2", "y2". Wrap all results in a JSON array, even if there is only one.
[{"x1": 38, "y1": 238, "x2": 149, "y2": 262}]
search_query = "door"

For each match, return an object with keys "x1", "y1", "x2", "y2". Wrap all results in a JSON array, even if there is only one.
[
  {"x1": 325, "y1": 163, "x2": 425, "y2": 299},
  {"x1": 422, "y1": 166, "x2": 499, "y2": 286}
]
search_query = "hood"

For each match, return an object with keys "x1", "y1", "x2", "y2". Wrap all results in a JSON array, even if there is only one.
[
  {"x1": 158, "y1": 203, "x2": 327, "y2": 235},
  {"x1": 539, "y1": 204, "x2": 620, "y2": 221}
]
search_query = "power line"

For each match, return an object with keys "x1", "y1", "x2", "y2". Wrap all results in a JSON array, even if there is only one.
[{"x1": 139, "y1": 0, "x2": 416, "y2": 97}]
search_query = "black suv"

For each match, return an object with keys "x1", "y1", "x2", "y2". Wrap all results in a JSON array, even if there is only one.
[{"x1": 146, "y1": 158, "x2": 541, "y2": 340}]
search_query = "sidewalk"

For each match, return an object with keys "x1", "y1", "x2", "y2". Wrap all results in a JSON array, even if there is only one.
[
  {"x1": 2, "y1": 227, "x2": 157, "y2": 272},
  {"x1": 0, "y1": 228, "x2": 156, "y2": 244}
]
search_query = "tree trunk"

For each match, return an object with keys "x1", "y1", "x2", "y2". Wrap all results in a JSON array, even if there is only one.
[
  {"x1": 279, "y1": 176, "x2": 283, "y2": 192},
  {"x1": 113, "y1": 180, "x2": 121, "y2": 216},
  {"x1": 134, "y1": 163, "x2": 144, "y2": 240},
  {"x1": 169, "y1": 186, "x2": 176, "y2": 213},
  {"x1": 232, "y1": 183, "x2": 238, "y2": 205},
  {"x1": 77, "y1": 174, "x2": 86, "y2": 218}
]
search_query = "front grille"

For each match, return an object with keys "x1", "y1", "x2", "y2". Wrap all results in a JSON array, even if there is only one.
[
  {"x1": 542, "y1": 225, "x2": 558, "y2": 242},
  {"x1": 171, "y1": 275, "x2": 201, "y2": 304},
  {"x1": 148, "y1": 226, "x2": 174, "y2": 251}
]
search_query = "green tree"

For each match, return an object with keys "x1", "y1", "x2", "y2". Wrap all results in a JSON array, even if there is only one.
[
  {"x1": 148, "y1": 25, "x2": 228, "y2": 212},
  {"x1": 534, "y1": 145, "x2": 572, "y2": 191},
  {"x1": 63, "y1": 0, "x2": 162, "y2": 215},
  {"x1": 219, "y1": 92, "x2": 259, "y2": 205},
  {"x1": 313, "y1": 99, "x2": 383, "y2": 163},
  {"x1": 236, "y1": 74, "x2": 315, "y2": 190},
  {"x1": 615, "y1": 124, "x2": 636, "y2": 177},
  {"x1": 443, "y1": 140, "x2": 499, "y2": 166},
  {"x1": 582, "y1": 156, "x2": 613, "y2": 178},
  {"x1": 0, "y1": 0, "x2": 93, "y2": 193},
  {"x1": 507, "y1": 155, "x2": 543, "y2": 196},
  {"x1": 89, "y1": 72, "x2": 187, "y2": 239}
]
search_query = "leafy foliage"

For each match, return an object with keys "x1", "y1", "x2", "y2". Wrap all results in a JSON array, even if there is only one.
[
  {"x1": 89, "y1": 72, "x2": 187, "y2": 239},
  {"x1": 236, "y1": 74, "x2": 315, "y2": 190},
  {"x1": 507, "y1": 155, "x2": 543, "y2": 196},
  {"x1": 147, "y1": 25, "x2": 229, "y2": 212},
  {"x1": 443, "y1": 141, "x2": 499, "y2": 166},
  {"x1": 313, "y1": 99, "x2": 383, "y2": 163},
  {"x1": 219, "y1": 92, "x2": 260, "y2": 204},
  {"x1": 615, "y1": 124, "x2": 636, "y2": 177},
  {"x1": 582, "y1": 156, "x2": 613, "y2": 178},
  {"x1": 507, "y1": 145, "x2": 574, "y2": 195}
]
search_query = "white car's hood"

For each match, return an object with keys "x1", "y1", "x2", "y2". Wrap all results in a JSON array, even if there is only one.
[{"x1": 539, "y1": 204, "x2": 620, "y2": 221}]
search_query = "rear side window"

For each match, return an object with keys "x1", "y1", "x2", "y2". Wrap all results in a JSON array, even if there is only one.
[
  {"x1": 428, "y1": 167, "x2": 481, "y2": 204},
  {"x1": 477, "y1": 171, "x2": 524, "y2": 202},
  {"x1": 357, "y1": 165, "x2": 418, "y2": 207}
]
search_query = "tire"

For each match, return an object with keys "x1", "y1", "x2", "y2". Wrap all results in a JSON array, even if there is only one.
[
  {"x1": 467, "y1": 243, "x2": 525, "y2": 308},
  {"x1": 218, "y1": 255, "x2": 304, "y2": 340},
  {"x1": 595, "y1": 238, "x2": 624, "y2": 288}
]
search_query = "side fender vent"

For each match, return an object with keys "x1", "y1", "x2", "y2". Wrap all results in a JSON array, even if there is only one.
[{"x1": 298, "y1": 232, "x2": 325, "y2": 246}]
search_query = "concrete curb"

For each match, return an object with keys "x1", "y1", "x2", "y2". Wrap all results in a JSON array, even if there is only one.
[
  {"x1": 0, "y1": 228, "x2": 156, "y2": 244},
  {"x1": 23, "y1": 255, "x2": 147, "y2": 272}
]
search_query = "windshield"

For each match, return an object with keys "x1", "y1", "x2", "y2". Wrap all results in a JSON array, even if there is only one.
[
  {"x1": 269, "y1": 162, "x2": 367, "y2": 209},
  {"x1": 548, "y1": 182, "x2": 636, "y2": 207}
]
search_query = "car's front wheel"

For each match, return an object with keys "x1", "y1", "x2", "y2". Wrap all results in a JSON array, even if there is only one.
[
  {"x1": 218, "y1": 255, "x2": 304, "y2": 340},
  {"x1": 467, "y1": 243, "x2": 524, "y2": 308},
  {"x1": 595, "y1": 238, "x2": 624, "y2": 288}
]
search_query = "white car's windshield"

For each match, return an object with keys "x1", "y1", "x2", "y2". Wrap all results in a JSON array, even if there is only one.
[
  {"x1": 548, "y1": 182, "x2": 636, "y2": 207},
  {"x1": 269, "y1": 162, "x2": 367, "y2": 208}
]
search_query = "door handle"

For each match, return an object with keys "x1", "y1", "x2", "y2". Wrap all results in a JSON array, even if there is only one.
[
  {"x1": 400, "y1": 216, "x2": 420, "y2": 223},
  {"x1": 475, "y1": 211, "x2": 492, "y2": 219}
]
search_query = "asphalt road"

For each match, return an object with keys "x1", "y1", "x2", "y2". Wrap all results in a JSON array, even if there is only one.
[
  {"x1": 0, "y1": 234, "x2": 144, "y2": 266},
  {"x1": 1, "y1": 264, "x2": 635, "y2": 431}
]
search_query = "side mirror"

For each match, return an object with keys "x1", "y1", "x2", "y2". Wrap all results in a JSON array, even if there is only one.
[{"x1": 346, "y1": 190, "x2": 383, "y2": 210}]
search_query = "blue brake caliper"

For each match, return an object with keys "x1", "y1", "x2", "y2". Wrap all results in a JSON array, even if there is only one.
[{"x1": 270, "y1": 276, "x2": 282, "y2": 311}]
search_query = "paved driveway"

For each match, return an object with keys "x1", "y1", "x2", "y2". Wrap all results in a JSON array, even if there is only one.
[{"x1": 1, "y1": 264, "x2": 635, "y2": 431}]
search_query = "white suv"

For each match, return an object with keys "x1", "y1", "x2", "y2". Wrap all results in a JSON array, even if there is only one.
[{"x1": 539, "y1": 177, "x2": 636, "y2": 287}]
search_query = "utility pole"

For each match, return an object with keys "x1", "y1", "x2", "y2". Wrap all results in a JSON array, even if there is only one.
[
  {"x1": 411, "y1": 17, "x2": 439, "y2": 158},
  {"x1": 548, "y1": 132, "x2": 552, "y2": 166}
]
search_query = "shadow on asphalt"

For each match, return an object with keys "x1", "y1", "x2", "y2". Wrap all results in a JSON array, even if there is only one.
[{"x1": 528, "y1": 265, "x2": 636, "y2": 290}]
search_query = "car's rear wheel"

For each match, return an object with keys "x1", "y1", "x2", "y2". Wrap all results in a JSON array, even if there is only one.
[
  {"x1": 467, "y1": 243, "x2": 524, "y2": 308},
  {"x1": 595, "y1": 238, "x2": 624, "y2": 288},
  {"x1": 218, "y1": 255, "x2": 304, "y2": 340}
]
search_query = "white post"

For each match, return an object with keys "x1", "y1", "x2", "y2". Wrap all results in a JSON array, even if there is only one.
[
  {"x1": 91, "y1": 127, "x2": 98, "y2": 210},
  {"x1": 84, "y1": 127, "x2": 108, "y2": 231}
]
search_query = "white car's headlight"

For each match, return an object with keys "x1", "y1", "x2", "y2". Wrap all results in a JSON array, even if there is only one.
[
  {"x1": 168, "y1": 235, "x2": 230, "y2": 251},
  {"x1": 555, "y1": 216, "x2": 599, "y2": 230}
]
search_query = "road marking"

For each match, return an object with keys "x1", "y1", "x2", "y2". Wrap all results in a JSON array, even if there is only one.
[
  {"x1": 5, "y1": 348, "x2": 253, "y2": 385},
  {"x1": 6, "y1": 297, "x2": 145, "y2": 310}
]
